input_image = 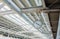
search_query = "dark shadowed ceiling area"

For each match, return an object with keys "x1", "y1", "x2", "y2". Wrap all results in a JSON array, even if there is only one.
[
  {"x1": 45, "y1": 0, "x2": 60, "y2": 9},
  {"x1": 45, "y1": 0, "x2": 60, "y2": 39}
]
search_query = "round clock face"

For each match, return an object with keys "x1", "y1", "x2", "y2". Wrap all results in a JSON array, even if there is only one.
[{"x1": 34, "y1": 21, "x2": 42, "y2": 28}]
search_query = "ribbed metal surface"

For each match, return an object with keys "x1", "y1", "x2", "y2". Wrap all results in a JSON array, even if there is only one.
[
  {"x1": 0, "y1": 0, "x2": 54, "y2": 39},
  {"x1": 12, "y1": 0, "x2": 43, "y2": 8},
  {"x1": 3, "y1": 0, "x2": 46, "y2": 12}
]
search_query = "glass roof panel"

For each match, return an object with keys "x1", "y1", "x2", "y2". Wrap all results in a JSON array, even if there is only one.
[
  {"x1": 0, "y1": 1, "x2": 53, "y2": 39},
  {"x1": 0, "y1": 3, "x2": 11, "y2": 11},
  {"x1": 3, "y1": 0, "x2": 44, "y2": 11}
]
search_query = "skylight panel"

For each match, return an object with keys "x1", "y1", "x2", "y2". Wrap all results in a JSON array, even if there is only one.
[
  {"x1": 0, "y1": 5, "x2": 11, "y2": 11},
  {"x1": 0, "y1": 16, "x2": 24, "y2": 32},
  {"x1": 4, "y1": 6, "x2": 11, "y2": 10},
  {"x1": 0, "y1": 8, "x2": 6, "y2": 11},
  {"x1": 22, "y1": 13, "x2": 34, "y2": 24},
  {"x1": 4, "y1": 0, "x2": 21, "y2": 11},
  {"x1": 23, "y1": 25, "x2": 32, "y2": 30},
  {"x1": 0, "y1": 2, "x2": 11, "y2": 11},
  {"x1": 4, "y1": 0, "x2": 45, "y2": 10},
  {"x1": 14, "y1": 14, "x2": 29, "y2": 24},
  {"x1": 27, "y1": 13, "x2": 36, "y2": 22},
  {"x1": 0, "y1": 0, "x2": 53, "y2": 39},
  {"x1": 29, "y1": 26, "x2": 38, "y2": 31},
  {"x1": 28, "y1": 0, "x2": 37, "y2": 7},
  {"x1": 9, "y1": 14, "x2": 25, "y2": 25},
  {"x1": 3, "y1": 14, "x2": 22, "y2": 26},
  {"x1": 1, "y1": 11, "x2": 53, "y2": 39},
  {"x1": 35, "y1": 0, "x2": 42, "y2": 6},
  {"x1": 19, "y1": 12, "x2": 53, "y2": 38},
  {"x1": 13, "y1": 0, "x2": 25, "y2": 8},
  {"x1": 0, "y1": 2, "x2": 4, "y2": 9},
  {"x1": 33, "y1": 12, "x2": 40, "y2": 20},
  {"x1": 2, "y1": 14, "x2": 38, "y2": 32},
  {"x1": 19, "y1": 0, "x2": 32, "y2": 7},
  {"x1": 25, "y1": 0, "x2": 32, "y2": 7},
  {"x1": 0, "y1": 2, "x2": 3, "y2": 5}
]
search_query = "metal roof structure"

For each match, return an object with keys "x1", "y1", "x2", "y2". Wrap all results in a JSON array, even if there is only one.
[{"x1": 0, "y1": 0, "x2": 60, "y2": 39}]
